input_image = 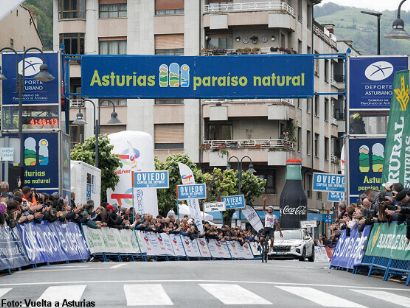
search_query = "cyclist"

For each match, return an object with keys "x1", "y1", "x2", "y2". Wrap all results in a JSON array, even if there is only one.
[{"x1": 264, "y1": 206, "x2": 283, "y2": 249}]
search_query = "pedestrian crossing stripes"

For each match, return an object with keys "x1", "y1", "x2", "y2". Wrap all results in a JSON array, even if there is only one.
[{"x1": 0, "y1": 284, "x2": 409, "y2": 307}]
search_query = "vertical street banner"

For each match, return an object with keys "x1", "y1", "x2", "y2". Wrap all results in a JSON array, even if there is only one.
[
  {"x1": 349, "y1": 56, "x2": 408, "y2": 109},
  {"x1": 242, "y1": 205, "x2": 264, "y2": 232},
  {"x1": 178, "y1": 162, "x2": 204, "y2": 234},
  {"x1": 349, "y1": 138, "x2": 386, "y2": 201},
  {"x1": 382, "y1": 70, "x2": 410, "y2": 188}
]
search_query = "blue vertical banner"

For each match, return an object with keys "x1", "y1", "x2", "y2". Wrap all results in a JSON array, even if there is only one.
[
  {"x1": 349, "y1": 56, "x2": 408, "y2": 109},
  {"x1": 22, "y1": 132, "x2": 59, "y2": 191},
  {"x1": 349, "y1": 138, "x2": 386, "y2": 199},
  {"x1": 1, "y1": 52, "x2": 59, "y2": 105}
]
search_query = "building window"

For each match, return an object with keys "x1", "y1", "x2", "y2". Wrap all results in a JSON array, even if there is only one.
[
  {"x1": 297, "y1": 0, "x2": 303, "y2": 22},
  {"x1": 325, "y1": 137, "x2": 329, "y2": 161},
  {"x1": 307, "y1": 45, "x2": 311, "y2": 54},
  {"x1": 99, "y1": 3, "x2": 127, "y2": 18},
  {"x1": 297, "y1": 39, "x2": 302, "y2": 54},
  {"x1": 69, "y1": 123, "x2": 84, "y2": 146},
  {"x1": 314, "y1": 51, "x2": 319, "y2": 76},
  {"x1": 297, "y1": 127, "x2": 302, "y2": 151},
  {"x1": 155, "y1": 99, "x2": 184, "y2": 105},
  {"x1": 280, "y1": 33, "x2": 286, "y2": 48},
  {"x1": 207, "y1": 36, "x2": 233, "y2": 50},
  {"x1": 307, "y1": 98, "x2": 312, "y2": 114},
  {"x1": 155, "y1": 48, "x2": 184, "y2": 56},
  {"x1": 207, "y1": 123, "x2": 232, "y2": 140},
  {"x1": 307, "y1": 130, "x2": 311, "y2": 155},
  {"x1": 307, "y1": 5, "x2": 312, "y2": 28},
  {"x1": 60, "y1": 33, "x2": 85, "y2": 54},
  {"x1": 314, "y1": 95, "x2": 320, "y2": 117},
  {"x1": 99, "y1": 99, "x2": 127, "y2": 107},
  {"x1": 155, "y1": 0, "x2": 184, "y2": 15},
  {"x1": 58, "y1": 0, "x2": 85, "y2": 19},
  {"x1": 9, "y1": 38, "x2": 14, "y2": 48},
  {"x1": 324, "y1": 59, "x2": 329, "y2": 83},
  {"x1": 154, "y1": 124, "x2": 184, "y2": 149},
  {"x1": 324, "y1": 98, "x2": 329, "y2": 121},
  {"x1": 99, "y1": 40, "x2": 127, "y2": 54},
  {"x1": 316, "y1": 191, "x2": 322, "y2": 200},
  {"x1": 305, "y1": 174, "x2": 312, "y2": 198},
  {"x1": 314, "y1": 133, "x2": 319, "y2": 157},
  {"x1": 259, "y1": 171, "x2": 276, "y2": 194}
]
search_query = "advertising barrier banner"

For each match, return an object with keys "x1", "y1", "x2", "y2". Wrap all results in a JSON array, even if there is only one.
[
  {"x1": 81, "y1": 55, "x2": 314, "y2": 99},
  {"x1": 349, "y1": 56, "x2": 408, "y2": 109},
  {"x1": 196, "y1": 238, "x2": 212, "y2": 258},
  {"x1": 168, "y1": 234, "x2": 186, "y2": 257},
  {"x1": 331, "y1": 225, "x2": 372, "y2": 269},
  {"x1": 365, "y1": 223, "x2": 410, "y2": 260},
  {"x1": 207, "y1": 239, "x2": 231, "y2": 259},
  {"x1": 0, "y1": 224, "x2": 30, "y2": 270}
]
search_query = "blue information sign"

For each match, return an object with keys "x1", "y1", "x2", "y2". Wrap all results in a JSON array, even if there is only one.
[
  {"x1": 349, "y1": 56, "x2": 408, "y2": 109},
  {"x1": 222, "y1": 195, "x2": 245, "y2": 210},
  {"x1": 177, "y1": 184, "x2": 206, "y2": 200},
  {"x1": 313, "y1": 173, "x2": 345, "y2": 192},
  {"x1": 134, "y1": 171, "x2": 169, "y2": 189},
  {"x1": 328, "y1": 192, "x2": 345, "y2": 203},
  {"x1": 81, "y1": 55, "x2": 314, "y2": 99},
  {"x1": 349, "y1": 138, "x2": 386, "y2": 199},
  {"x1": 2, "y1": 52, "x2": 59, "y2": 105}
]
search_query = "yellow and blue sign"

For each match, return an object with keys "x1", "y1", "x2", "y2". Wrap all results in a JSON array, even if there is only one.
[
  {"x1": 1, "y1": 52, "x2": 59, "y2": 105},
  {"x1": 349, "y1": 56, "x2": 408, "y2": 109},
  {"x1": 81, "y1": 55, "x2": 314, "y2": 99},
  {"x1": 313, "y1": 173, "x2": 345, "y2": 193},
  {"x1": 222, "y1": 195, "x2": 245, "y2": 210},
  {"x1": 133, "y1": 171, "x2": 169, "y2": 189},
  {"x1": 177, "y1": 184, "x2": 206, "y2": 200}
]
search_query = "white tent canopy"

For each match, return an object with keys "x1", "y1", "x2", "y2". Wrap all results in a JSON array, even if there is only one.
[{"x1": 178, "y1": 204, "x2": 213, "y2": 221}]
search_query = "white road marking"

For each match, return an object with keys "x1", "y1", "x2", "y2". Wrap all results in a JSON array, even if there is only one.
[
  {"x1": 16, "y1": 268, "x2": 103, "y2": 274},
  {"x1": 110, "y1": 264, "x2": 127, "y2": 269},
  {"x1": 0, "y1": 288, "x2": 12, "y2": 298},
  {"x1": 352, "y1": 290, "x2": 410, "y2": 307},
  {"x1": 0, "y1": 279, "x2": 408, "y2": 292},
  {"x1": 200, "y1": 284, "x2": 272, "y2": 305},
  {"x1": 124, "y1": 284, "x2": 173, "y2": 306},
  {"x1": 277, "y1": 286, "x2": 366, "y2": 307},
  {"x1": 37, "y1": 285, "x2": 86, "y2": 307}
]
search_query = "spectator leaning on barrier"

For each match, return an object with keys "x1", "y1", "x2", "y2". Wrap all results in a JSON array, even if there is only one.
[{"x1": 395, "y1": 189, "x2": 410, "y2": 240}]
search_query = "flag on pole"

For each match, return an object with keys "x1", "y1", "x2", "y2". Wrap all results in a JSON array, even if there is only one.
[
  {"x1": 178, "y1": 163, "x2": 204, "y2": 234},
  {"x1": 382, "y1": 70, "x2": 410, "y2": 188}
]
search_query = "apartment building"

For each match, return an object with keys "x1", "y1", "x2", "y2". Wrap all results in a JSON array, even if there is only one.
[{"x1": 54, "y1": 0, "x2": 351, "y2": 210}]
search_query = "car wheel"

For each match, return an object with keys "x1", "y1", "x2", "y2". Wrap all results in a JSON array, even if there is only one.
[
  {"x1": 308, "y1": 247, "x2": 315, "y2": 262},
  {"x1": 299, "y1": 247, "x2": 306, "y2": 262}
]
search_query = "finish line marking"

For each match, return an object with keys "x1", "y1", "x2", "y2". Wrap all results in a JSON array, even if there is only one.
[{"x1": 0, "y1": 279, "x2": 408, "y2": 292}]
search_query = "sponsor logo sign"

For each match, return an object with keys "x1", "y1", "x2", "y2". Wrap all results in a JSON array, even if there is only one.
[
  {"x1": 313, "y1": 173, "x2": 345, "y2": 192},
  {"x1": 349, "y1": 56, "x2": 408, "y2": 109},
  {"x1": 328, "y1": 192, "x2": 345, "y2": 202},
  {"x1": 81, "y1": 55, "x2": 314, "y2": 99},
  {"x1": 221, "y1": 195, "x2": 245, "y2": 210},
  {"x1": 203, "y1": 202, "x2": 226, "y2": 212},
  {"x1": 133, "y1": 171, "x2": 169, "y2": 189},
  {"x1": 177, "y1": 184, "x2": 206, "y2": 200},
  {"x1": 281, "y1": 205, "x2": 307, "y2": 215}
]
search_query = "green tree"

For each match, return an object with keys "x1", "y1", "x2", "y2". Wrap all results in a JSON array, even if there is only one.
[
  {"x1": 155, "y1": 154, "x2": 204, "y2": 215},
  {"x1": 71, "y1": 135, "x2": 122, "y2": 202}
]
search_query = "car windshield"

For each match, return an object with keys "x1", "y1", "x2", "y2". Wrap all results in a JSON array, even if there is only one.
[{"x1": 275, "y1": 230, "x2": 302, "y2": 240}]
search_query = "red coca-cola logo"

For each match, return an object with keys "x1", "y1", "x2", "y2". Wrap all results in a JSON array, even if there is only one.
[{"x1": 281, "y1": 205, "x2": 306, "y2": 215}]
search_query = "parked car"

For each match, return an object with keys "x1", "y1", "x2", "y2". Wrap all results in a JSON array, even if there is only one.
[{"x1": 269, "y1": 229, "x2": 315, "y2": 262}]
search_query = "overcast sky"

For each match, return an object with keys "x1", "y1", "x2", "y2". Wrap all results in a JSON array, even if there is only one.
[{"x1": 320, "y1": 1, "x2": 403, "y2": 11}]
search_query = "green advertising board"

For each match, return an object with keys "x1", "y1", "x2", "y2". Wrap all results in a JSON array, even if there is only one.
[
  {"x1": 382, "y1": 70, "x2": 410, "y2": 188},
  {"x1": 365, "y1": 223, "x2": 410, "y2": 260}
]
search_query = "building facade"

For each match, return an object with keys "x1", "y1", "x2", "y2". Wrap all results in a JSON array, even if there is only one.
[{"x1": 54, "y1": 0, "x2": 353, "y2": 211}]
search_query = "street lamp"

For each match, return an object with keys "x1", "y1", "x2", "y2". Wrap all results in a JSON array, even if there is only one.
[
  {"x1": 385, "y1": 0, "x2": 410, "y2": 39},
  {"x1": 72, "y1": 99, "x2": 121, "y2": 168},
  {"x1": 0, "y1": 47, "x2": 54, "y2": 187},
  {"x1": 361, "y1": 11, "x2": 382, "y2": 54},
  {"x1": 227, "y1": 155, "x2": 255, "y2": 195}
]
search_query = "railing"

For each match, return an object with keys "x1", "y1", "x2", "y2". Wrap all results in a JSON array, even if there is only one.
[
  {"x1": 203, "y1": 98, "x2": 294, "y2": 106},
  {"x1": 202, "y1": 139, "x2": 294, "y2": 151},
  {"x1": 202, "y1": 47, "x2": 296, "y2": 56},
  {"x1": 313, "y1": 25, "x2": 337, "y2": 49},
  {"x1": 204, "y1": 1, "x2": 295, "y2": 17},
  {"x1": 70, "y1": 99, "x2": 84, "y2": 108}
]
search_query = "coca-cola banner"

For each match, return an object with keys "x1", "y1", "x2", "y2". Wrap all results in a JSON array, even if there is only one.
[{"x1": 280, "y1": 205, "x2": 307, "y2": 228}]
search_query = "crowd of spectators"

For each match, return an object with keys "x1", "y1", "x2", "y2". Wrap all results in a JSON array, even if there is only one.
[
  {"x1": 0, "y1": 183, "x2": 257, "y2": 245},
  {"x1": 329, "y1": 182, "x2": 410, "y2": 246}
]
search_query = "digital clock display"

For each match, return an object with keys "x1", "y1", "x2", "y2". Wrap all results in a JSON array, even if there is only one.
[{"x1": 23, "y1": 117, "x2": 59, "y2": 128}]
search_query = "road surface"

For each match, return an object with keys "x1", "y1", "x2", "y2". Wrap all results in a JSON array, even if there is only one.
[{"x1": 0, "y1": 260, "x2": 408, "y2": 307}]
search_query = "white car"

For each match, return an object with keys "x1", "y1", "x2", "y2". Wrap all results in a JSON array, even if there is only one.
[{"x1": 269, "y1": 229, "x2": 315, "y2": 262}]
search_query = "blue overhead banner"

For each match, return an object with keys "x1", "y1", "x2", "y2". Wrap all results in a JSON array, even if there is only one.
[
  {"x1": 313, "y1": 173, "x2": 345, "y2": 192},
  {"x1": 349, "y1": 138, "x2": 386, "y2": 199},
  {"x1": 134, "y1": 171, "x2": 169, "y2": 189},
  {"x1": 177, "y1": 184, "x2": 206, "y2": 200},
  {"x1": 81, "y1": 55, "x2": 314, "y2": 99},
  {"x1": 1, "y1": 52, "x2": 59, "y2": 105},
  {"x1": 349, "y1": 56, "x2": 408, "y2": 109},
  {"x1": 222, "y1": 195, "x2": 245, "y2": 210}
]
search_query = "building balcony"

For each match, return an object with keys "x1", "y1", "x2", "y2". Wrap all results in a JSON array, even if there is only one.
[
  {"x1": 203, "y1": 1, "x2": 296, "y2": 30},
  {"x1": 313, "y1": 24, "x2": 337, "y2": 49},
  {"x1": 204, "y1": 1, "x2": 295, "y2": 16},
  {"x1": 202, "y1": 138, "x2": 295, "y2": 166},
  {"x1": 203, "y1": 99, "x2": 295, "y2": 120},
  {"x1": 202, "y1": 47, "x2": 297, "y2": 56}
]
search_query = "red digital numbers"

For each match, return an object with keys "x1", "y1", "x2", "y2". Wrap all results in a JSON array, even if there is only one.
[{"x1": 27, "y1": 117, "x2": 59, "y2": 127}]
